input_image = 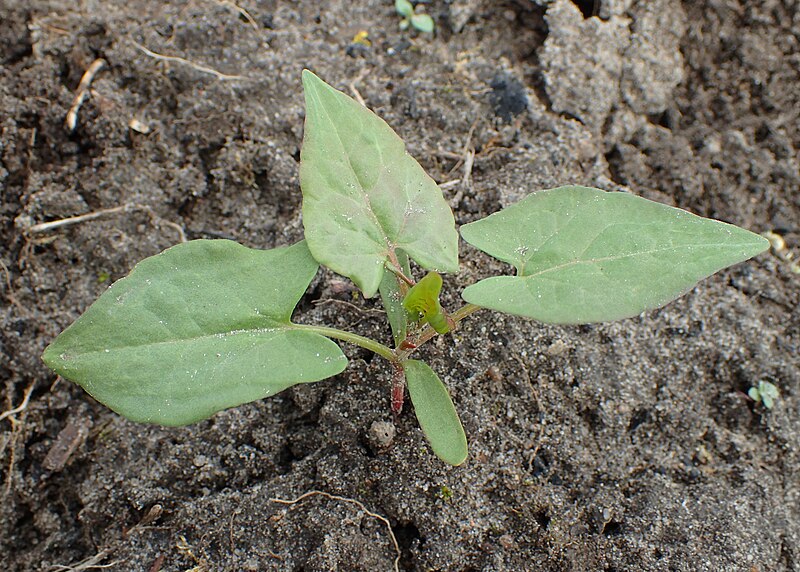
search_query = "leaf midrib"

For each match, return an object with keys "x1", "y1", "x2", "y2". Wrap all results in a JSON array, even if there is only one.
[
  {"x1": 59, "y1": 322, "x2": 297, "y2": 359},
  {"x1": 311, "y1": 87, "x2": 391, "y2": 252},
  {"x1": 520, "y1": 241, "x2": 759, "y2": 278}
]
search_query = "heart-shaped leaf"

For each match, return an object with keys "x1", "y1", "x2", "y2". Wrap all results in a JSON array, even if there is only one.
[
  {"x1": 405, "y1": 360, "x2": 467, "y2": 466},
  {"x1": 460, "y1": 185, "x2": 769, "y2": 323},
  {"x1": 42, "y1": 240, "x2": 347, "y2": 425},
  {"x1": 300, "y1": 70, "x2": 458, "y2": 297}
]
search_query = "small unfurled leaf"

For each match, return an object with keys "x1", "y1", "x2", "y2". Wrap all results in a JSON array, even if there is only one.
[
  {"x1": 404, "y1": 360, "x2": 467, "y2": 466},
  {"x1": 42, "y1": 240, "x2": 347, "y2": 425},
  {"x1": 300, "y1": 70, "x2": 458, "y2": 298},
  {"x1": 403, "y1": 272, "x2": 450, "y2": 334},
  {"x1": 461, "y1": 185, "x2": 769, "y2": 323},
  {"x1": 411, "y1": 13, "x2": 435, "y2": 33},
  {"x1": 395, "y1": 0, "x2": 414, "y2": 18}
]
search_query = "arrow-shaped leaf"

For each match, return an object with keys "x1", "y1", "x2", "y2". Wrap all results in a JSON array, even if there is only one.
[
  {"x1": 300, "y1": 70, "x2": 459, "y2": 297},
  {"x1": 460, "y1": 186, "x2": 769, "y2": 323},
  {"x1": 42, "y1": 240, "x2": 347, "y2": 425}
]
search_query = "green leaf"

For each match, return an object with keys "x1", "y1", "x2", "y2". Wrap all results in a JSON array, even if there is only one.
[
  {"x1": 460, "y1": 185, "x2": 770, "y2": 323},
  {"x1": 404, "y1": 360, "x2": 467, "y2": 466},
  {"x1": 300, "y1": 70, "x2": 459, "y2": 298},
  {"x1": 42, "y1": 240, "x2": 347, "y2": 426},
  {"x1": 379, "y1": 251, "x2": 411, "y2": 346},
  {"x1": 410, "y1": 13, "x2": 435, "y2": 33},
  {"x1": 380, "y1": 273, "x2": 406, "y2": 346},
  {"x1": 758, "y1": 381, "x2": 779, "y2": 409},
  {"x1": 403, "y1": 272, "x2": 450, "y2": 334},
  {"x1": 395, "y1": 0, "x2": 414, "y2": 18}
]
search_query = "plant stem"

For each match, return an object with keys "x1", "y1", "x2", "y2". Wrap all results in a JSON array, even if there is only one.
[
  {"x1": 396, "y1": 303, "x2": 482, "y2": 360},
  {"x1": 386, "y1": 251, "x2": 414, "y2": 288},
  {"x1": 450, "y1": 303, "x2": 482, "y2": 323},
  {"x1": 293, "y1": 304, "x2": 482, "y2": 364},
  {"x1": 291, "y1": 323, "x2": 397, "y2": 363}
]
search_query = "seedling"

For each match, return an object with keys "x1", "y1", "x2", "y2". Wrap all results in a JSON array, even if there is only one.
[
  {"x1": 395, "y1": 0, "x2": 434, "y2": 33},
  {"x1": 748, "y1": 380, "x2": 779, "y2": 410},
  {"x1": 42, "y1": 71, "x2": 770, "y2": 466}
]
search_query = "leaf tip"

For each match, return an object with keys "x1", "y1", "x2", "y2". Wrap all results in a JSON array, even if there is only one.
[
  {"x1": 301, "y1": 68, "x2": 317, "y2": 84},
  {"x1": 754, "y1": 233, "x2": 772, "y2": 254},
  {"x1": 447, "y1": 447, "x2": 469, "y2": 467},
  {"x1": 41, "y1": 339, "x2": 67, "y2": 372},
  {"x1": 301, "y1": 69, "x2": 339, "y2": 98},
  {"x1": 301, "y1": 69, "x2": 327, "y2": 101}
]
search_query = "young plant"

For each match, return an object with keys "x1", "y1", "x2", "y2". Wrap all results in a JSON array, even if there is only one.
[
  {"x1": 749, "y1": 380, "x2": 779, "y2": 410},
  {"x1": 395, "y1": 0, "x2": 434, "y2": 33},
  {"x1": 42, "y1": 71, "x2": 769, "y2": 466}
]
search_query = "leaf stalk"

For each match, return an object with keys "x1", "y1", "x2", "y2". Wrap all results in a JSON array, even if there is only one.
[{"x1": 291, "y1": 323, "x2": 398, "y2": 362}]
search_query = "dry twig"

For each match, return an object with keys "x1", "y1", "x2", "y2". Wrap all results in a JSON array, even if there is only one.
[
  {"x1": 25, "y1": 205, "x2": 130, "y2": 234},
  {"x1": 49, "y1": 552, "x2": 118, "y2": 571},
  {"x1": 435, "y1": 119, "x2": 477, "y2": 207},
  {"x1": 22, "y1": 203, "x2": 187, "y2": 243},
  {"x1": 216, "y1": 0, "x2": 258, "y2": 29},
  {"x1": 438, "y1": 179, "x2": 461, "y2": 190},
  {"x1": 1, "y1": 381, "x2": 36, "y2": 502},
  {"x1": 65, "y1": 58, "x2": 107, "y2": 132},
  {"x1": 132, "y1": 40, "x2": 247, "y2": 81},
  {"x1": 349, "y1": 69, "x2": 370, "y2": 107},
  {"x1": 49, "y1": 505, "x2": 162, "y2": 571},
  {"x1": 0, "y1": 381, "x2": 36, "y2": 425}
]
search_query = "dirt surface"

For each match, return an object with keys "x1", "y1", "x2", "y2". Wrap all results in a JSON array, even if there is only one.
[{"x1": 1, "y1": 1, "x2": 799, "y2": 570}]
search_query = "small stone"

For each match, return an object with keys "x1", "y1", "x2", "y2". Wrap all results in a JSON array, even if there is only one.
[
  {"x1": 368, "y1": 420, "x2": 396, "y2": 449},
  {"x1": 546, "y1": 339, "x2": 569, "y2": 356}
]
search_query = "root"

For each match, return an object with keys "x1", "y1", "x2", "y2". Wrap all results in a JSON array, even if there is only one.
[
  {"x1": 1, "y1": 380, "x2": 36, "y2": 500},
  {"x1": 0, "y1": 381, "x2": 35, "y2": 424},
  {"x1": 132, "y1": 40, "x2": 247, "y2": 81},
  {"x1": 270, "y1": 490, "x2": 401, "y2": 572},
  {"x1": 48, "y1": 505, "x2": 163, "y2": 571},
  {"x1": 22, "y1": 203, "x2": 187, "y2": 243}
]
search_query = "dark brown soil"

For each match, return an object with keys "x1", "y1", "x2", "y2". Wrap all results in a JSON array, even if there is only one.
[{"x1": 1, "y1": 1, "x2": 798, "y2": 570}]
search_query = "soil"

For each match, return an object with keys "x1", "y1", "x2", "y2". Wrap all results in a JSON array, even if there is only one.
[{"x1": 1, "y1": 0, "x2": 798, "y2": 570}]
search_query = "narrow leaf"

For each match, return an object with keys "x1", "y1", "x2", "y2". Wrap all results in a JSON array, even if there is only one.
[
  {"x1": 460, "y1": 186, "x2": 769, "y2": 323},
  {"x1": 405, "y1": 360, "x2": 468, "y2": 466},
  {"x1": 300, "y1": 70, "x2": 459, "y2": 297},
  {"x1": 42, "y1": 240, "x2": 347, "y2": 425},
  {"x1": 379, "y1": 251, "x2": 410, "y2": 346}
]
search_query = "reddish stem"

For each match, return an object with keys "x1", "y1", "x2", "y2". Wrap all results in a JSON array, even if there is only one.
[
  {"x1": 386, "y1": 249, "x2": 414, "y2": 288},
  {"x1": 391, "y1": 364, "x2": 406, "y2": 415}
]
